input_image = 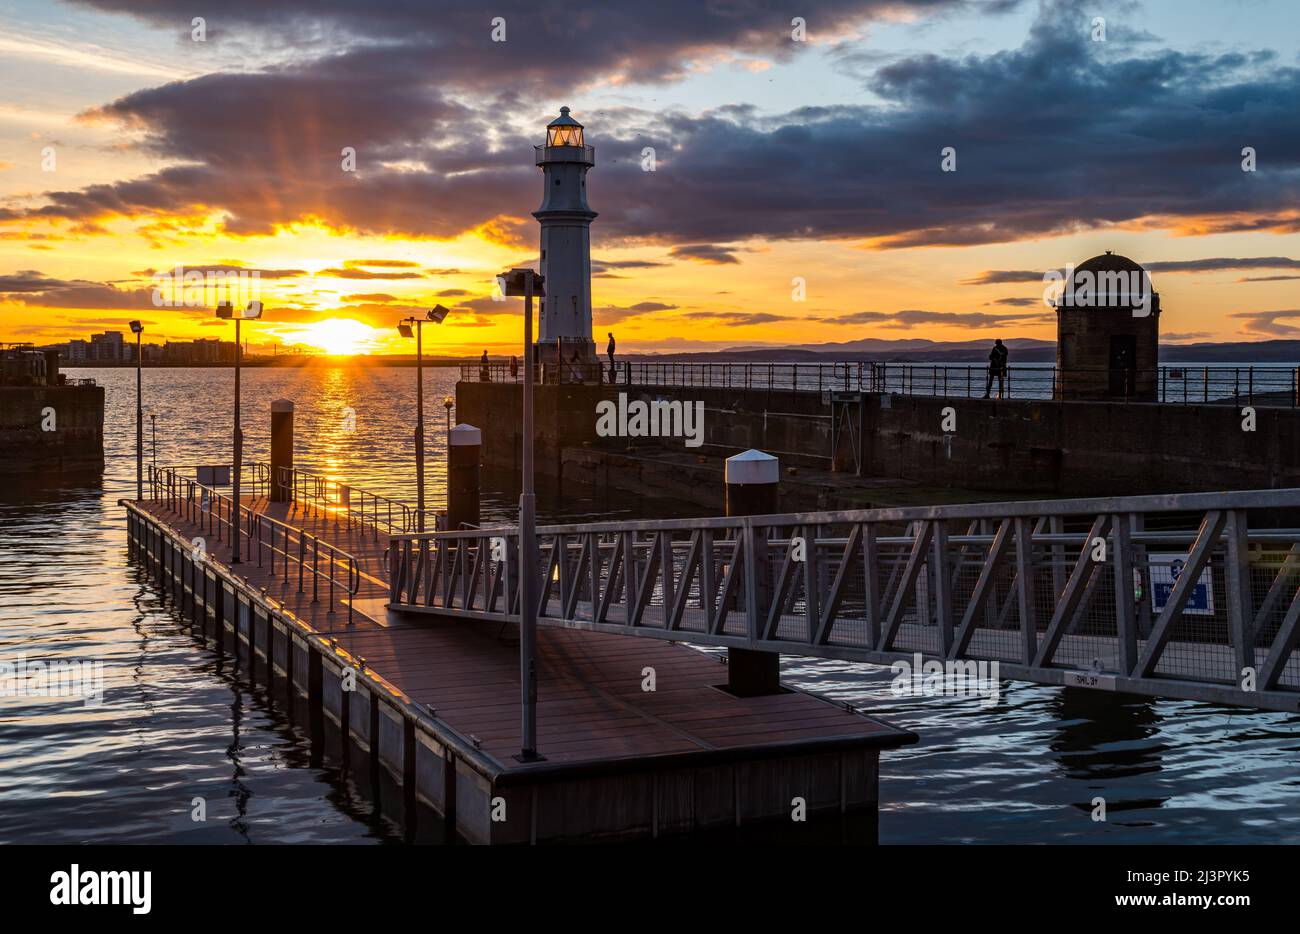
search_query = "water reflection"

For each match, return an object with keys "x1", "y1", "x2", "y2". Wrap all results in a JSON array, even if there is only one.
[{"x1": 2, "y1": 365, "x2": 1300, "y2": 844}]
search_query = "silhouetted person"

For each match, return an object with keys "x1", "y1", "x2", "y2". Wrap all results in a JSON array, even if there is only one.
[
  {"x1": 509, "y1": 355, "x2": 518, "y2": 380},
  {"x1": 983, "y1": 338, "x2": 1008, "y2": 399},
  {"x1": 1113, "y1": 345, "x2": 1132, "y2": 396},
  {"x1": 480, "y1": 349, "x2": 490, "y2": 382},
  {"x1": 606, "y1": 332, "x2": 616, "y2": 384}
]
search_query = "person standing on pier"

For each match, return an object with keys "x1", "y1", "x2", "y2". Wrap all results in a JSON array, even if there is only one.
[
  {"x1": 480, "y1": 349, "x2": 491, "y2": 382},
  {"x1": 606, "y1": 332, "x2": 617, "y2": 383},
  {"x1": 510, "y1": 355, "x2": 518, "y2": 381},
  {"x1": 983, "y1": 338, "x2": 1008, "y2": 399}
]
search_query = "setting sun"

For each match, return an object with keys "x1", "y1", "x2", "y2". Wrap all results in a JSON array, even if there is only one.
[{"x1": 298, "y1": 318, "x2": 381, "y2": 355}]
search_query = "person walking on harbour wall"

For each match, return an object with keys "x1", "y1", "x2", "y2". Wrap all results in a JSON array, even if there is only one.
[
  {"x1": 606, "y1": 332, "x2": 616, "y2": 384},
  {"x1": 983, "y1": 338, "x2": 1008, "y2": 399},
  {"x1": 480, "y1": 349, "x2": 491, "y2": 382}
]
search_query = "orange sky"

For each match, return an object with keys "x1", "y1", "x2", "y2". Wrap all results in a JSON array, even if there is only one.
[{"x1": 3, "y1": 1, "x2": 1299, "y2": 355}]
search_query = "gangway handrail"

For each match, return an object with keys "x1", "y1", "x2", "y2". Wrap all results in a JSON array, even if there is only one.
[
  {"x1": 393, "y1": 487, "x2": 1300, "y2": 540},
  {"x1": 253, "y1": 463, "x2": 414, "y2": 540},
  {"x1": 147, "y1": 464, "x2": 359, "y2": 622},
  {"x1": 387, "y1": 486, "x2": 1300, "y2": 712}
]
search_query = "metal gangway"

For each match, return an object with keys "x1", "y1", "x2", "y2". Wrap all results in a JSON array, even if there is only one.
[{"x1": 388, "y1": 488, "x2": 1300, "y2": 712}]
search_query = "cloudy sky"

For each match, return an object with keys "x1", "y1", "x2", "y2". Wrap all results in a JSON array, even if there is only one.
[{"x1": 1, "y1": 0, "x2": 1298, "y2": 354}]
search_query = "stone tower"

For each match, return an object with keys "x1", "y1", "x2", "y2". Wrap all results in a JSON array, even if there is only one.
[
  {"x1": 1054, "y1": 251, "x2": 1161, "y2": 401},
  {"x1": 533, "y1": 107, "x2": 597, "y2": 365}
]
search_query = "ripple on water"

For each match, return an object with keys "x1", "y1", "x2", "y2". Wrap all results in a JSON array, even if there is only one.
[{"x1": 3, "y1": 367, "x2": 1300, "y2": 843}]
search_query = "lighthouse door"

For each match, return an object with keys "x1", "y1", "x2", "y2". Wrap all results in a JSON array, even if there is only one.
[{"x1": 1108, "y1": 334, "x2": 1136, "y2": 397}]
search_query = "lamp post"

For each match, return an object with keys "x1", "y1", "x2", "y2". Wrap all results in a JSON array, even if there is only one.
[
  {"x1": 443, "y1": 396, "x2": 454, "y2": 438},
  {"x1": 497, "y1": 267, "x2": 544, "y2": 761},
  {"x1": 398, "y1": 304, "x2": 450, "y2": 533},
  {"x1": 129, "y1": 320, "x2": 143, "y2": 500},
  {"x1": 217, "y1": 300, "x2": 263, "y2": 564}
]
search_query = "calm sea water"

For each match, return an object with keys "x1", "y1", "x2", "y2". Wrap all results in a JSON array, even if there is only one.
[{"x1": 2, "y1": 366, "x2": 1298, "y2": 844}]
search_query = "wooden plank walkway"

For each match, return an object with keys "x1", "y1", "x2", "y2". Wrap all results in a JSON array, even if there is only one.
[{"x1": 134, "y1": 496, "x2": 915, "y2": 770}]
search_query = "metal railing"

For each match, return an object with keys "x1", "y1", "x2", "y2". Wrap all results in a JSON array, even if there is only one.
[
  {"x1": 270, "y1": 465, "x2": 414, "y2": 540},
  {"x1": 459, "y1": 361, "x2": 1300, "y2": 406},
  {"x1": 388, "y1": 488, "x2": 1300, "y2": 710},
  {"x1": 146, "y1": 464, "x2": 359, "y2": 621}
]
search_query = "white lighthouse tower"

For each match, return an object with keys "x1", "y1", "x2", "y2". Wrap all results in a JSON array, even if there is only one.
[{"x1": 533, "y1": 107, "x2": 597, "y2": 365}]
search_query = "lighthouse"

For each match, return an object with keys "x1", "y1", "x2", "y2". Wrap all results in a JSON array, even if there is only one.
[{"x1": 533, "y1": 107, "x2": 597, "y2": 366}]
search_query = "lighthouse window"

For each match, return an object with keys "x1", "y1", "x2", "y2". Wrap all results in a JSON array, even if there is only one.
[{"x1": 547, "y1": 125, "x2": 584, "y2": 147}]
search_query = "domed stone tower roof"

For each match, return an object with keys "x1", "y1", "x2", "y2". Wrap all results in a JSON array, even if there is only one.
[
  {"x1": 1061, "y1": 250, "x2": 1158, "y2": 310},
  {"x1": 1075, "y1": 250, "x2": 1145, "y2": 278}
]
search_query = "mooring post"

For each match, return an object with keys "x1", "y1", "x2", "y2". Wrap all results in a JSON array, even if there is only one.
[
  {"x1": 270, "y1": 399, "x2": 294, "y2": 503},
  {"x1": 725, "y1": 449, "x2": 782, "y2": 696},
  {"x1": 447, "y1": 424, "x2": 482, "y2": 531}
]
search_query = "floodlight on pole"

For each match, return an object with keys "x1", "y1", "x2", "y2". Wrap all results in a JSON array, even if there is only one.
[
  {"x1": 130, "y1": 321, "x2": 144, "y2": 499},
  {"x1": 398, "y1": 303, "x2": 452, "y2": 532},
  {"x1": 497, "y1": 266, "x2": 545, "y2": 761},
  {"x1": 216, "y1": 301, "x2": 264, "y2": 564}
]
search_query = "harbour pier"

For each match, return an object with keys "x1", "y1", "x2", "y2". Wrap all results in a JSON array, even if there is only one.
[{"x1": 123, "y1": 453, "x2": 917, "y2": 844}]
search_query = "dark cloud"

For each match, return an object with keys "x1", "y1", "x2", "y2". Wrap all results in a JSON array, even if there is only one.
[
  {"x1": 8, "y1": 0, "x2": 1298, "y2": 253},
  {"x1": 1229, "y1": 309, "x2": 1300, "y2": 336},
  {"x1": 317, "y1": 267, "x2": 424, "y2": 280},
  {"x1": 987, "y1": 296, "x2": 1040, "y2": 307},
  {"x1": 824, "y1": 309, "x2": 1052, "y2": 329},
  {"x1": 0, "y1": 270, "x2": 156, "y2": 309},
  {"x1": 963, "y1": 270, "x2": 1045, "y2": 285},
  {"x1": 69, "y1": 0, "x2": 974, "y2": 92},
  {"x1": 678, "y1": 310, "x2": 792, "y2": 325},
  {"x1": 591, "y1": 257, "x2": 668, "y2": 277},
  {"x1": 592, "y1": 258, "x2": 667, "y2": 271},
  {"x1": 342, "y1": 293, "x2": 399, "y2": 302},
  {"x1": 1144, "y1": 257, "x2": 1300, "y2": 273},
  {"x1": 669, "y1": 245, "x2": 741, "y2": 265},
  {"x1": 971, "y1": 256, "x2": 1300, "y2": 286}
]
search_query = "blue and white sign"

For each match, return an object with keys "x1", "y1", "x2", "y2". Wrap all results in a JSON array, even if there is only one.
[{"x1": 1149, "y1": 553, "x2": 1214, "y2": 616}]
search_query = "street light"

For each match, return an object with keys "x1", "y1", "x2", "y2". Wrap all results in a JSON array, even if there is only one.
[
  {"x1": 443, "y1": 396, "x2": 454, "y2": 438},
  {"x1": 129, "y1": 320, "x2": 144, "y2": 500},
  {"x1": 216, "y1": 300, "x2": 263, "y2": 564},
  {"x1": 397, "y1": 304, "x2": 451, "y2": 533},
  {"x1": 497, "y1": 267, "x2": 544, "y2": 761}
]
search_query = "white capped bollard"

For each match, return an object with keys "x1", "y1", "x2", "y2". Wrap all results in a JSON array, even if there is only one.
[
  {"x1": 724, "y1": 449, "x2": 781, "y2": 696},
  {"x1": 447, "y1": 423, "x2": 482, "y2": 530},
  {"x1": 725, "y1": 448, "x2": 779, "y2": 517}
]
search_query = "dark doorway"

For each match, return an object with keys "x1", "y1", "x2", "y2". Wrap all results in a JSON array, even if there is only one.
[{"x1": 1108, "y1": 334, "x2": 1136, "y2": 396}]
